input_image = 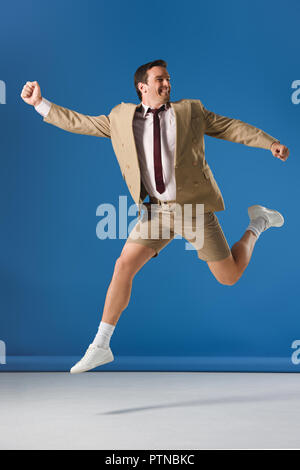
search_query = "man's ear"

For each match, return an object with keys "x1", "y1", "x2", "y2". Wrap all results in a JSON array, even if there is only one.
[{"x1": 138, "y1": 82, "x2": 147, "y2": 95}]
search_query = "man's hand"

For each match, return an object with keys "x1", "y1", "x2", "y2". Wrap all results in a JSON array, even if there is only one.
[
  {"x1": 20, "y1": 81, "x2": 42, "y2": 107},
  {"x1": 270, "y1": 141, "x2": 289, "y2": 161}
]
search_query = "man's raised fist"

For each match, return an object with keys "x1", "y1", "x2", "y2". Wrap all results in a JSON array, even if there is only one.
[{"x1": 20, "y1": 81, "x2": 42, "y2": 107}]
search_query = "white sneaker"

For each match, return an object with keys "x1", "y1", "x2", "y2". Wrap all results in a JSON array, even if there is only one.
[
  {"x1": 248, "y1": 205, "x2": 284, "y2": 230},
  {"x1": 70, "y1": 344, "x2": 114, "y2": 374}
]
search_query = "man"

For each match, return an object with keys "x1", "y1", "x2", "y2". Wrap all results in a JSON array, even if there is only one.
[{"x1": 21, "y1": 59, "x2": 289, "y2": 374}]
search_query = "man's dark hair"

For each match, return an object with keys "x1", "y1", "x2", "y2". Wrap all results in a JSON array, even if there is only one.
[{"x1": 134, "y1": 59, "x2": 167, "y2": 101}]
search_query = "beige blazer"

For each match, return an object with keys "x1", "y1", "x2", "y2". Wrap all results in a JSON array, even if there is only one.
[{"x1": 43, "y1": 99, "x2": 278, "y2": 213}]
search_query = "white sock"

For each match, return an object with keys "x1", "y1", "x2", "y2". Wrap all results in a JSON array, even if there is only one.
[
  {"x1": 247, "y1": 216, "x2": 268, "y2": 239},
  {"x1": 92, "y1": 321, "x2": 115, "y2": 349}
]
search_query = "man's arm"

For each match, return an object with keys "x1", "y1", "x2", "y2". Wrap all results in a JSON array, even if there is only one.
[
  {"x1": 201, "y1": 104, "x2": 289, "y2": 158},
  {"x1": 20, "y1": 81, "x2": 111, "y2": 138}
]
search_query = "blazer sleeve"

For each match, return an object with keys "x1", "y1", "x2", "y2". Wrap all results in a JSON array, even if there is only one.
[
  {"x1": 201, "y1": 105, "x2": 279, "y2": 150},
  {"x1": 43, "y1": 102, "x2": 111, "y2": 138}
]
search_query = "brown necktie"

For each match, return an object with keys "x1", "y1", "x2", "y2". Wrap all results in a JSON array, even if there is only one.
[{"x1": 148, "y1": 105, "x2": 165, "y2": 194}]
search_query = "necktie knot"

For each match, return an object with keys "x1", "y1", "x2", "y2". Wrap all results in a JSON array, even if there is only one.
[{"x1": 148, "y1": 105, "x2": 165, "y2": 115}]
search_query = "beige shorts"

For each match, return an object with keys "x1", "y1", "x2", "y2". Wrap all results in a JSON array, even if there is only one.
[{"x1": 125, "y1": 200, "x2": 231, "y2": 262}]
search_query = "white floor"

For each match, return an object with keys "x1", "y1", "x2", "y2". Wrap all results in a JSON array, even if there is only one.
[{"x1": 0, "y1": 372, "x2": 300, "y2": 450}]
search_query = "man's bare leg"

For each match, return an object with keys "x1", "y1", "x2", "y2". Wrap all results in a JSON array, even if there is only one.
[
  {"x1": 101, "y1": 242, "x2": 156, "y2": 325},
  {"x1": 70, "y1": 242, "x2": 155, "y2": 374},
  {"x1": 207, "y1": 230, "x2": 257, "y2": 286},
  {"x1": 207, "y1": 204, "x2": 284, "y2": 286}
]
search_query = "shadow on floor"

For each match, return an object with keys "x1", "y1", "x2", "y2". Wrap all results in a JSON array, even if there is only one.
[{"x1": 99, "y1": 390, "x2": 300, "y2": 415}]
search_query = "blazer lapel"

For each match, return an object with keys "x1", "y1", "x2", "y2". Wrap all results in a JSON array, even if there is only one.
[
  {"x1": 120, "y1": 102, "x2": 141, "y2": 168},
  {"x1": 170, "y1": 100, "x2": 191, "y2": 167}
]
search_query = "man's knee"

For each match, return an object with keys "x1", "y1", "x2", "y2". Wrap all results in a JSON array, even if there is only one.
[
  {"x1": 114, "y1": 256, "x2": 135, "y2": 278},
  {"x1": 215, "y1": 273, "x2": 239, "y2": 286},
  {"x1": 208, "y1": 255, "x2": 241, "y2": 286}
]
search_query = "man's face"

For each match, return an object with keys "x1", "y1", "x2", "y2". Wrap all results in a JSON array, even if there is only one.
[{"x1": 139, "y1": 66, "x2": 171, "y2": 103}]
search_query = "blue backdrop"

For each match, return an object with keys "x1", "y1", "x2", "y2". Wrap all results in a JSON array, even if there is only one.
[{"x1": 1, "y1": 0, "x2": 299, "y2": 371}]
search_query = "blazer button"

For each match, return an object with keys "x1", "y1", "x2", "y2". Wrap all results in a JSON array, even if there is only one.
[
  {"x1": 193, "y1": 182, "x2": 199, "y2": 186},
  {"x1": 126, "y1": 164, "x2": 130, "y2": 169},
  {"x1": 193, "y1": 161, "x2": 198, "y2": 166},
  {"x1": 177, "y1": 186, "x2": 182, "y2": 191}
]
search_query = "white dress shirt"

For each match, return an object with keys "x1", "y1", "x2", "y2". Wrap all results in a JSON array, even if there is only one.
[{"x1": 35, "y1": 98, "x2": 177, "y2": 201}]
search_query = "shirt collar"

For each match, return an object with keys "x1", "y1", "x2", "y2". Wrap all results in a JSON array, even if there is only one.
[{"x1": 137, "y1": 101, "x2": 170, "y2": 118}]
